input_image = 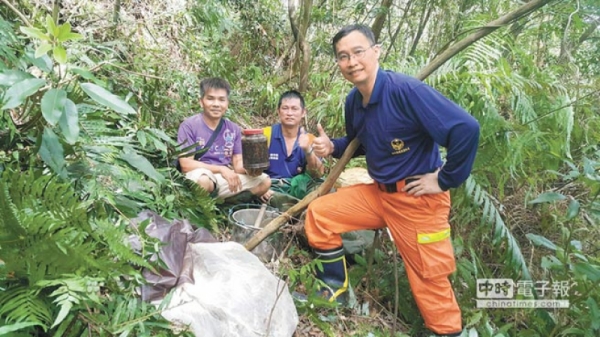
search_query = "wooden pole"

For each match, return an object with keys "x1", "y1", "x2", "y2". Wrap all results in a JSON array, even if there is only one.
[{"x1": 244, "y1": 138, "x2": 360, "y2": 251}]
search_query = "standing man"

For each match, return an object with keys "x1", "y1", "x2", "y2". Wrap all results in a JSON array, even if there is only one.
[
  {"x1": 177, "y1": 77, "x2": 271, "y2": 201},
  {"x1": 306, "y1": 25, "x2": 480, "y2": 337},
  {"x1": 260, "y1": 90, "x2": 324, "y2": 203}
]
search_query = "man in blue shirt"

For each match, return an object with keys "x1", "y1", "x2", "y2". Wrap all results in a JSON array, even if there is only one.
[
  {"x1": 305, "y1": 25, "x2": 480, "y2": 337},
  {"x1": 260, "y1": 90, "x2": 324, "y2": 204}
]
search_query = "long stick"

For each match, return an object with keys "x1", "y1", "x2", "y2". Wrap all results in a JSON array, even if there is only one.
[{"x1": 244, "y1": 138, "x2": 360, "y2": 251}]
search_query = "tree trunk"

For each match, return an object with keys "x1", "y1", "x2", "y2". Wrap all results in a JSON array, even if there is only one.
[
  {"x1": 287, "y1": 0, "x2": 313, "y2": 92},
  {"x1": 371, "y1": 0, "x2": 393, "y2": 43},
  {"x1": 408, "y1": 1, "x2": 434, "y2": 57},
  {"x1": 298, "y1": 0, "x2": 313, "y2": 92}
]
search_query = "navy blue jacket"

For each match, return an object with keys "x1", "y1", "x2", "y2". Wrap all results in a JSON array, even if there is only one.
[{"x1": 331, "y1": 69, "x2": 480, "y2": 190}]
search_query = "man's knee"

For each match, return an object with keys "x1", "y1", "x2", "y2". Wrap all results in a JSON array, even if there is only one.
[
  {"x1": 251, "y1": 175, "x2": 271, "y2": 195},
  {"x1": 197, "y1": 175, "x2": 216, "y2": 192}
]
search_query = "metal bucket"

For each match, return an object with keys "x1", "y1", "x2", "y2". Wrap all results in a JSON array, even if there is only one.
[{"x1": 228, "y1": 204, "x2": 288, "y2": 262}]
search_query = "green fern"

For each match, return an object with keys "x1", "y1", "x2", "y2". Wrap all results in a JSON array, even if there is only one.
[
  {"x1": 0, "y1": 168, "x2": 155, "y2": 331},
  {"x1": 464, "y1": 176, "x2": 532, "y2": 280},
  {"x1": 0, "y1": 286, "x2": 52, "y2": 329}
]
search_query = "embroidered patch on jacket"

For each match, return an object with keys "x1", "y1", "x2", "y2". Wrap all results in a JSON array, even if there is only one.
[{"x1": 391, "y1": 138, "x2": 410, "y2": 155}]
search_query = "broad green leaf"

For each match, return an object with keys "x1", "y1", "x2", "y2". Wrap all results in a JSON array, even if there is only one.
[
  {"x1": 528, "y1": 192, "x2": 566, "y2": 204},
  {"x1": 587, "y1": 297, "x2": 600, "y2": 330},
  {"x1": 41, "y1": 88, "x2": 67, "y2": 125},
  {"x1": 151, "y1": 134, "x2": 168, "y2": 152},
  {"x1": 62, "y1": 32, "x2": 83, "y2": 41},
  {"x1": 120, "y1": 147, "x2": 165, "y2": 183},
  {"x1": 147, "y1": 127, "x2": 176, "y2": 143},
  {"x1": 59, "y1": 99, "x2": 79, "y2": 144},
  {"x1": 19, "y1": 26, "x2": 50, "y2": 41},
  {"x1": 53, "y1": 45, "x2": 67, "y2": 64},
  {"x1": 80, "y1": 83, "x2": 136, "y2": 115},
  {"x1": 25, "y1": 50, "x2": 53, "y2": 72},
  {"x1": 573, "y1": 263, "x2": 600, "y2": 282},
  {"x1": 57, "y1": 23, "x2": 83, "y2": 42},
  {"x1": 56, "y1": 22, "x2": 72, "y2": 41},
  {"x1": 566, "y1": 199, "x2": 580, "y2": 220},
  {"x1": 39, "y1": 127, "x2": 67, "y2": 178},
  {"x1": 525, "y1": 233, "x2": 557, "y2": 250},
  {"x1": 0, "y1": 70, "x2": 33, "y2": 87},
  {"x1": 1, "y1": 78, "x2": 46, "y2": 110},
  {"x1": 0, "y1": 321, "x2": 40, "y2": 335},
  {"x1": 70, "y1": 67, "x2": 98, "y2": 82},
  {"x1": 541, "y1": 256, "x2": 563, "y2": 270},
  {"x1": 35, "y1": 42, "x2": 53, "y2": 58},
  {"x1": 137, "y1": 130, "x2": 147, "y2": 147},
  {"x1": 46, "y1": 15, "x2": 59, "y2": 37}
]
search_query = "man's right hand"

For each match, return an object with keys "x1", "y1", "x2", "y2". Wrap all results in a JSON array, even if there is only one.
[
  {"x1": 312, "y1": 123, "x2": 333, "y2": 157},
  {"x1": 221, "y1": 167, "x2": 242, "y2": 193}
]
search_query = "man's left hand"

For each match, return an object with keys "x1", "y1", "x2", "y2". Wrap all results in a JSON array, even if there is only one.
[{"x1": 402, "y1": 169, "x2": 443, "y2": 196}]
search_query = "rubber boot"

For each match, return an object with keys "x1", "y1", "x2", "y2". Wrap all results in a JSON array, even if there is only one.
[{"x1": 314, "y1": 247, "x2": 349, "y2": 305}]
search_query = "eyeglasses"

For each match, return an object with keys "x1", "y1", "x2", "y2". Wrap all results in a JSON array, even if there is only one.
[{"x1": 336, "y1": 45, "x2": 377, "y2": 63}]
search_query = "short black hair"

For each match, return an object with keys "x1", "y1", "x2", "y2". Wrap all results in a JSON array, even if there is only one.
[
  {"x1": 277, "y1": 90, "x2": 305, "y2": 109},
  {"x1": 199, "y1": 77, "x2": 231, "y2": 98},
  {"x1": 331, "y1": 24, "x2": 377, "y2": 55}
]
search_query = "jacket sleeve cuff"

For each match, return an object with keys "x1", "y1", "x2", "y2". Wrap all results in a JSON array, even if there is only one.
[{"x1": 437, "y1": 179, "x2": 450, "y2": 192}]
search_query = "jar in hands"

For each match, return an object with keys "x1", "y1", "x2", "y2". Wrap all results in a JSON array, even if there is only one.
[{"x1": 241, "y1": 129, "x2": 269, "y2": 176}]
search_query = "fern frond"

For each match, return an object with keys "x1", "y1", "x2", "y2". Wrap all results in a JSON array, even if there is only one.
[
  {"x1": 0, "y1": 286, "x2": 52, "y2": 328},
  {"x1": 0, "y1": 176, "x2": 25, "y2": 244},
  {"x1": 89, "y1": 218, "x2": 152, "y2": 269},
  {"x1": 465, "y1": 176, "x2": 532, "y2": 280}
]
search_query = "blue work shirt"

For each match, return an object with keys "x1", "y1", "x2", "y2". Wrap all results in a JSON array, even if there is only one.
[
  {"x1": 331, "y1": 69, "x2": 480, "y2": 190},
  {"x1": 264, "y1": 124, "x2": 306, "y2": 179}
]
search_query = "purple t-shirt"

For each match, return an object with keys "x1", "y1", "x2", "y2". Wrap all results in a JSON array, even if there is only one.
[{"x1": 177, "y1": 114, "x2": 242, "y2": 166}]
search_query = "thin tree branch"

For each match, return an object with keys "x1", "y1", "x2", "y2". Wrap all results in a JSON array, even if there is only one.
[
  {"x1": 107, "y1": 63, "x2": 167, "y2": 80},
  {"x1": 384, "y1": 0, "x2": 413, "y2": 62},
  {"x1": 523, "y1": 90, "x2": 600, "y2": 125},
  {"x1": 417, "y1": 0, "x2": 555, "y2": 80},
  {"x1": 2, "y1": 0, "x2": 32, "y2": 27}
]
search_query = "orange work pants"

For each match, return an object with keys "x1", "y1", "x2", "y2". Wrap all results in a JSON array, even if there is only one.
[{"x1": 304, "y1": 180, "x2": 462, "y2": 335}]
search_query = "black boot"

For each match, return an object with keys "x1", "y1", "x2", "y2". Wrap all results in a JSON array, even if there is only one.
[{"x1": 313, "y1": 247, "x2": 349, "y2": 304}]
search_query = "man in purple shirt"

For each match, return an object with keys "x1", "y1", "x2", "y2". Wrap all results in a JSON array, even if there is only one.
[
  {"x1": 177, "y1": 77, "x2": 270, "y2": 200},
  {"x1": 304, "y1": 25, "x2": 479, "y2": 337}
]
